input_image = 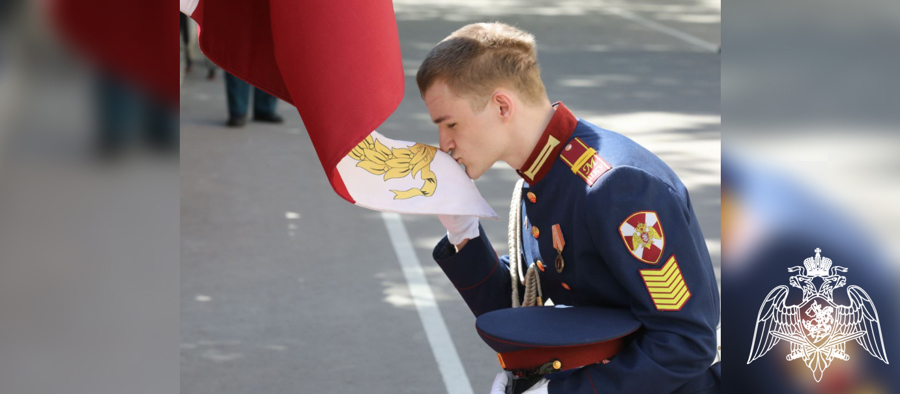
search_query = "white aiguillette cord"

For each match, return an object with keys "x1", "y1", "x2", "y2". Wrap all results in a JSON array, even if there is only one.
[
  {"x1": 508, "y1": 179, "x2": 542, "y2": 308},
  {"x1": 509, "y1": 179, "x2": 524, "y2": 308}
]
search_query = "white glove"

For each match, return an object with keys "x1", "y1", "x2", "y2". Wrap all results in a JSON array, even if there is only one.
[
  {"x1": 489, "y1": 372, "x2": 549, "y2": 394},
  {"x1": 439, "y1": 215, "x2": 479, "y2": 245},
  {"x1": 489, "y1": 371, "x2": 510, "y2": 394}
]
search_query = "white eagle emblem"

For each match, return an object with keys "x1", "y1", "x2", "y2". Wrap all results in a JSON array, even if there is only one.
[{"x1": 747, "y1": 248, "x2": 889, "y2": 382}]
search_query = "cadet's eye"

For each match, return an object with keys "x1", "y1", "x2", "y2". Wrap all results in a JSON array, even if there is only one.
[{"x1": 448, "y1": 123, "x2": 457, "y2": 129}]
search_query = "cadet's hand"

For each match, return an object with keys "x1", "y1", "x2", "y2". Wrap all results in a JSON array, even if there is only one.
[
  {"x1": 489, "y1": 371, "x2": 510, "y2": 394},
  {"x1": 438, "y1": 215, "x2": 479, "y2": 246}
]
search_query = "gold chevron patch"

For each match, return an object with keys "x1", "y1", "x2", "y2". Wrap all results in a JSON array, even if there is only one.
[{"x1": 639, "y1": 256, "x2": 691, "y2": 311}]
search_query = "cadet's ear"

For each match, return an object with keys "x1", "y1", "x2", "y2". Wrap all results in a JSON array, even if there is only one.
[{"x1": 492, "y1": 91, "x2": 514, "y2": 123}]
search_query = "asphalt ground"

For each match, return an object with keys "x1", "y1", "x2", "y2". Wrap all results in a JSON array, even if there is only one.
[{"x1": 180, "y1": 1, "x2": 720, "y2": 393}]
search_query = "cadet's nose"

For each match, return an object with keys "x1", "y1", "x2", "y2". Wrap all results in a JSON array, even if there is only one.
[{"x1": 439, "y1": 130, "x2": 455, "y2": 154}]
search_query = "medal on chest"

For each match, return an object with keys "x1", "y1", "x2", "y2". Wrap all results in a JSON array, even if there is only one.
[{"x1": 552, "y1": 224, "x2": 565, "y2": 273}]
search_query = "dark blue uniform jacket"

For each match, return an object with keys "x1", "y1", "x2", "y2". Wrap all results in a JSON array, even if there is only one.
[{"x1": 433, "y1": 103, "x2": 720, "y2": 393}]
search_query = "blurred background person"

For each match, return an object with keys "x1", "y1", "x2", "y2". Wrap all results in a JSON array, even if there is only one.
[
  {"x1": 180, "y1": 12, "x2": 192, "y2": 74},
  {"x1": 96, "y1": 72, "x2": 178, "y2": 158},
  {"x1": 0, "y1": 1, "x2": 178, "y2": 394},
  {"x1": 224, "y1": 71, "x2": 281, "y2": 127},
  {"x1": 180, "y1": 12, "x2": 216, "y2": 81}
]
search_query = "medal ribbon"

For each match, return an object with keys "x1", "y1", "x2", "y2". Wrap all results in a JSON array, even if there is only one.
[{"x1": 552, "y1": 224, "x2": 565, "y2": 252}]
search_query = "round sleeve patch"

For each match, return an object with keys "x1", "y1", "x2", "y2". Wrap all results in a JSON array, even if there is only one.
[{"x1": 619, "y1": 211, "x2": 665, "y2": 264}]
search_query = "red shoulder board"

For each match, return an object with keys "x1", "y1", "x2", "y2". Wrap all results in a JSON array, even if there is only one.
[{"x1": 559, "y1": 138, "x2": 611, "y2": 187}]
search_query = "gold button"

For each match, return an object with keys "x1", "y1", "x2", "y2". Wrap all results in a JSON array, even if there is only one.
[
  {"x1": 565, "y1": 144, "x2": 572, "y2": 151},
  {"x1": 527, "y1": 192, "x2": 537, "y2": 203},
  {"x1": 536, "y1": 260, "x2": 545, "y2": 272},
  {"x1": 602, "y1": 359, "x2": 610, "y2": 365},
  {"x1": 552, "y1": 360, "x2": 562, "y2": 370},
  {"x1": 562, "y1": 282, "x2": 571, "y2": 290},
  {"x1": 532, "y1": 226, "x2": 540, "y2": 239}
]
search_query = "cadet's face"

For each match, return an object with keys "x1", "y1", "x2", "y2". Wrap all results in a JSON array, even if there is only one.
[{"x1": 423, "y1": 81, "x2": 506, "y2": 180}]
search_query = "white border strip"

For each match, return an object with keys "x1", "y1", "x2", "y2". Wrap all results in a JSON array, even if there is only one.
[
  {"x1": 606, "y1": 6, "x2": 719, "y2": 53},
  {"x1": 381, "y1": 212, "x2": 474, "y2": 394},
  {"x1": 180, "y1": 0, "x2": 200, "y2": 16}
]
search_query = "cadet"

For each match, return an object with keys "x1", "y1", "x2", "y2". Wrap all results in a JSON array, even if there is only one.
[{"x1": 417, "y1": 23, "x2": 720, "y2": 393}]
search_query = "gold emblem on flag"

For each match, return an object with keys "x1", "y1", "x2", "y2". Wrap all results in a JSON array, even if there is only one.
[{"x1": 348, "y1": 135, "x2": 438, "y2": 199}]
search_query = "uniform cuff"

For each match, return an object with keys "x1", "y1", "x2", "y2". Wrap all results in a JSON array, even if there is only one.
[{"x1": 432, "y1": 225, "x2": 499, "y2": 290}]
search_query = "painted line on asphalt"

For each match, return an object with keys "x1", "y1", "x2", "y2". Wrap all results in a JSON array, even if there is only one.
[
  {"x1": 606, "y1": 6, "x2": 719, "y2": 53},
  {"x1": 381, "y1": 212, "x2": 474, "y2": 394}
]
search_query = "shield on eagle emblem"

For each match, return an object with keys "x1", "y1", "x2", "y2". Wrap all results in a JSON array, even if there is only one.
[
  {"x1": 619, "y1": 211, "x2": 665, "y2": 264},
  {"x1": 799, "y1": 297, "x2": 838, "y2": 347}
]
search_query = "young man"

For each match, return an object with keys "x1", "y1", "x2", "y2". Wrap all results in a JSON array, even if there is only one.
[{"x1": 418, "y1": 23, "x2": 720, "y2": 393}]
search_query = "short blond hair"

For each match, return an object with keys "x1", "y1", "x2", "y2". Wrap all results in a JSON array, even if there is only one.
[{"x1": 416, "y1": 22, "x2": 547, "y2": 111}]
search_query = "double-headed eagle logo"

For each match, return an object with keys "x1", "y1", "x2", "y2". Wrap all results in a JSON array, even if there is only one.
[{"x1": 748, "y1": 248, "x2": 889, "y2": 382}]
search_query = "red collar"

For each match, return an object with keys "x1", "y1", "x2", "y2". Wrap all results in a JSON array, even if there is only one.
[{"x1": 516, "y1": 102, "x2": 578, "y2": 185}]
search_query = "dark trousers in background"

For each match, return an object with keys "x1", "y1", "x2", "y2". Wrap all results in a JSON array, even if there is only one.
[
  {"x1": 225, "y1": 72, "x2": 277, "y2": 118},
  {"x1": 97, "y1": 73, "x2": 178, "y2": 154}
]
